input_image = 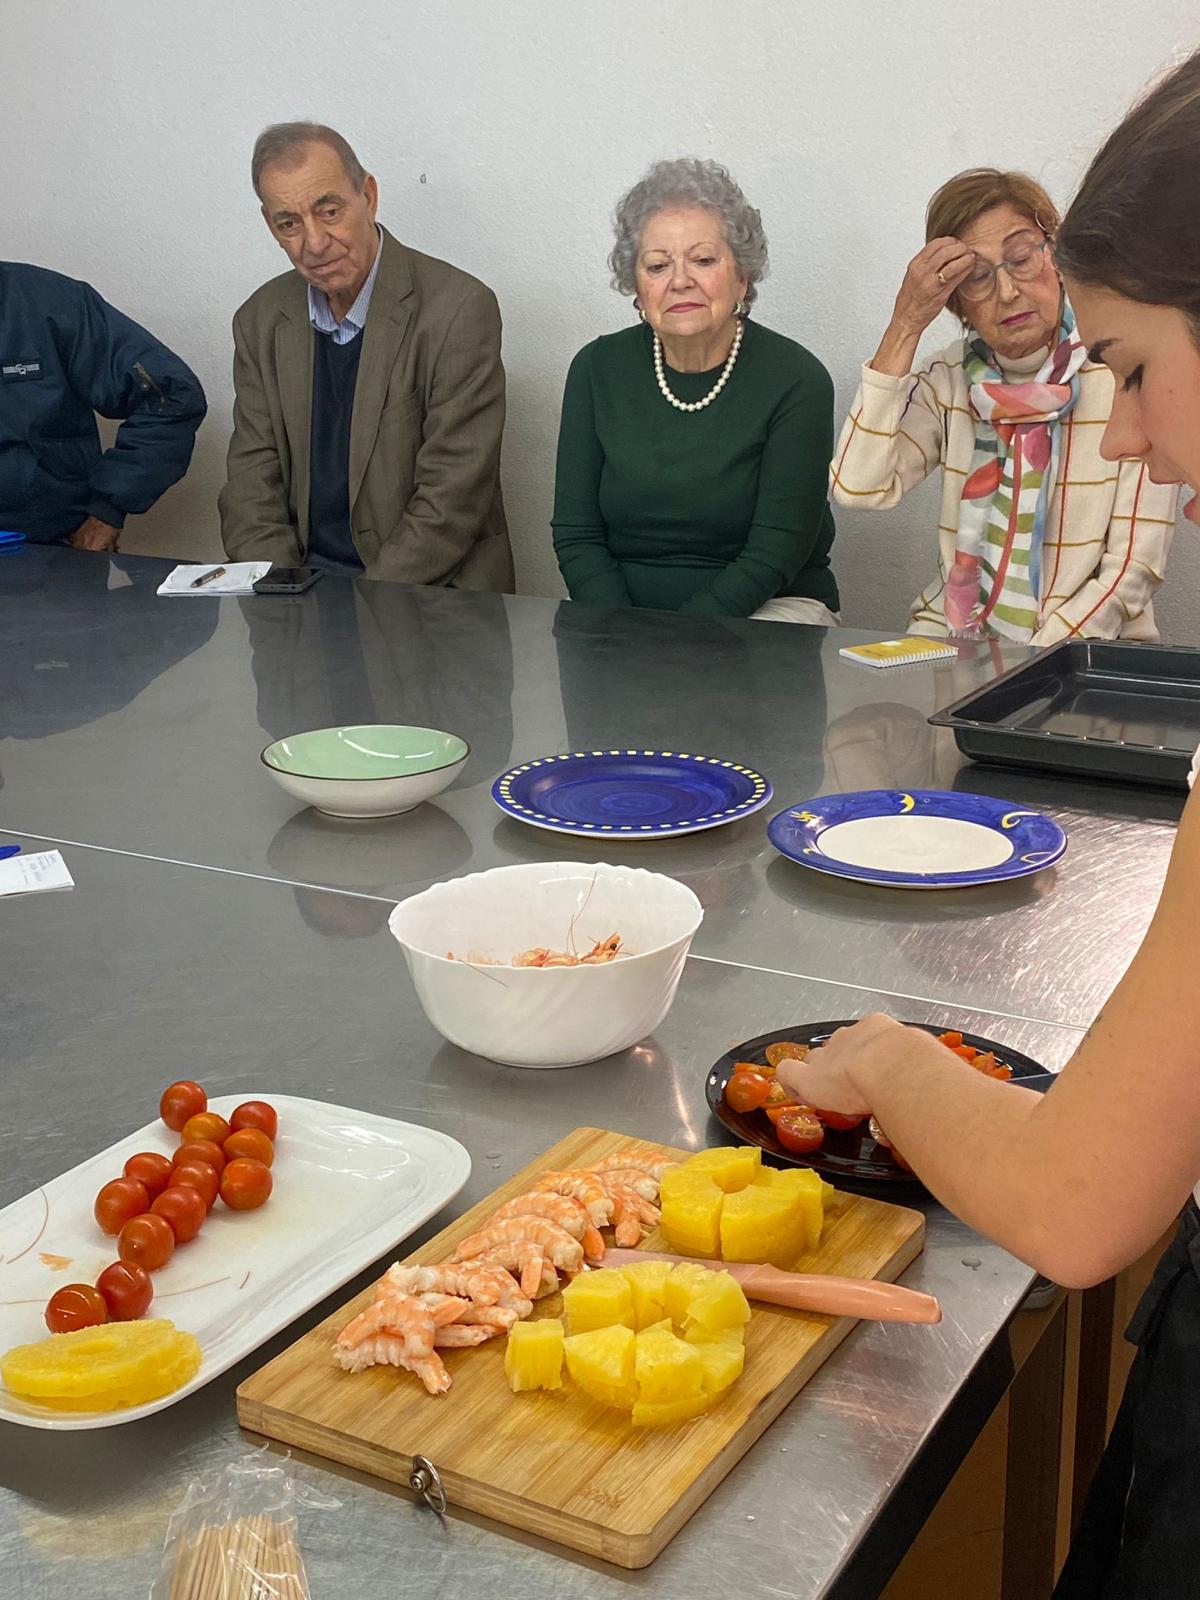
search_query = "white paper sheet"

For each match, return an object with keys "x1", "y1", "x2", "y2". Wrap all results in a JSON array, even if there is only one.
[
  {"x1": 0, "y1": 850, "x2": 75, "y2": 897},
  {"x1": 156, "y1": 562, "x2": 272, "y2": 597}
]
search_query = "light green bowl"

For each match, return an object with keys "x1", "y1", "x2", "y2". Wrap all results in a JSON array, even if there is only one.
[{"x1": 260, "y1": 725, "x2": 469, "y2": 818}]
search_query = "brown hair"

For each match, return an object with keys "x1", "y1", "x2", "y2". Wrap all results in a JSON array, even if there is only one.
[
  {"x1": 1056, "y1": 51, "x2": 1200, "y2": 336},
  {"x1": 251, "y1": 122, "x2": 367, "y2": 199},
  {"x1": 925, "y1": 168, "x2": 1059, "y2": 319}
]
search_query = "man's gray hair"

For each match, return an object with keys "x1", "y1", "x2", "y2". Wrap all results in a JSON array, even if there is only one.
[
  {"x1": 609, "y1": 158, "x2": 769, "y2": 308},
  {"x1": 251, "y1": 122, "x2": 368, "y2": 199}
]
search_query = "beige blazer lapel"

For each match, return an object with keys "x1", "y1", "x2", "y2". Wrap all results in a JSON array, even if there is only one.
[
  {"x1": 274, "y1": 298, "x2": 313, "y2": 539},
  {"x1": 349, "y1": 230, "x2": 414, "y2": 509}
]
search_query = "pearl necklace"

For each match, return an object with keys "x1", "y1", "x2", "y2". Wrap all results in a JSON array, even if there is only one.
[{"x1": 653, "y1": 320, "x2": 744, "y2": 413}]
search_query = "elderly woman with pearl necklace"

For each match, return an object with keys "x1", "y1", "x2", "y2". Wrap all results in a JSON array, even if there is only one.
[{"x1": 551, "y1": 159, "x2": 839, "y2": 623}]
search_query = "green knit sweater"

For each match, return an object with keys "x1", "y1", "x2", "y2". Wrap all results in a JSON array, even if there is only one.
[{"x1": 551, "y1": 320, "x2": 838, "y2": 617}]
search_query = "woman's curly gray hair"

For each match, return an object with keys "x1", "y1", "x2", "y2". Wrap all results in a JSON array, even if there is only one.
[{"x1": 608, "y1": 158, "x2": 769, "y2": 309}]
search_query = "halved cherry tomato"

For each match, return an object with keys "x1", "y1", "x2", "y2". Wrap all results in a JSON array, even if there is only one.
[
  {"x1": 96, "y1": 1261, "x2": 153, "y2": 1321},
  {"x1": 774, "y1": 1107, "x2": 825, "y2": 1154},
  {"x1": 939, "y1": 1031, "x2": 964, "y2": 1049},
  {"x1": 765, "y1": 1080, "x2": 800, "y2": 1107},
  {"x1": 151, "y1": 1185, "x2": 207, "y2": 1242},
  {"x1": 123, "y1": 1151, "x2": 174, "y2": 1198},
  {"x1": 94, "y1": 1177, "x2": 150, "y2": 1237},
  {"x1": 45, "y1": 1283, "x2": 109, "y2": 1334},
  {"x1": 118, "y1": 1213, "x2": 176, "y2": 1271},
  {"x1": 814, "y1": 1108, "x2": 866, "y2": 1132},
  {"x1": 181, "y1": 1112, "x2": 231, "y2": 1147},
  {"x1": 730, "y1": 1059, "x2": 775, "y2": 1078},
  {"x1": 228, "y1": 1101, "x2": 278, "y2": 1141},
  {"x1": 765, "y1": 1041, "x2": 810, "y2": 1070},
  {"x1": 220, "y1": 1158, "x2": 272, "y2": 1211},
  {"x1": 952, "y1": 1045, "x2": 978, "y2": 1062},
  {"x1": 725, "y1": 1071, "x2": 772, "y2": 1113},
  {"x1": 169, "y1": 1161, "x2": 219, "y2": 1210},
  {"x1": 223, "y1": 1128, "x2": 274, "y2": 1167},
  {"x1": 160, "y1": 1080, "x2": 207, "y2": 1133},
  {"x1": 172, "y1": 1139, "x2": 227, "y2": 1174},
  {"x1": 765, "y1": 1102, "x2": 801, "y2": 1127}
]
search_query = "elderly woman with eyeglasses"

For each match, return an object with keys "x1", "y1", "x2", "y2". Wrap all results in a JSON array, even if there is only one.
[
  {"x1": 552, "y1": 159, "x2": 838, "y2": 623},
  {"x1": 831, "y1": 168, "x2": 1176, "y2": 643}
]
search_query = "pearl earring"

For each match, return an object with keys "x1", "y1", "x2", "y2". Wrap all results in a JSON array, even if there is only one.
[
  {"x1": 733, "y1": 299, "x2": 746, "y2": 319},
  {"x1": 633, "y1": 297, "x2": 647, "y2": 323}
]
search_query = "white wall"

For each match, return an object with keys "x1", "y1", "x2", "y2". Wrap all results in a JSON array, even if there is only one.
[{"x1": 8, "y1": 2, "x2": 1197, "y2": 638}]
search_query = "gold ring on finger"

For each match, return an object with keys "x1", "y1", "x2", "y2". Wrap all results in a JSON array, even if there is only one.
[{"x1": 936, "y1": 269, "x2": 946, "y2": 285}]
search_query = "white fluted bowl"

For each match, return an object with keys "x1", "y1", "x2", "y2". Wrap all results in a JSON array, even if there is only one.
[{"x1": 388, "y1": 862, "x2": 703, "y2": 1067}]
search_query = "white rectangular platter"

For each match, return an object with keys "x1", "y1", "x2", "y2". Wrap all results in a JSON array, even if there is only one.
[{"x1": 0, "y1": 1094, "x2": 470, "y2": 1428}]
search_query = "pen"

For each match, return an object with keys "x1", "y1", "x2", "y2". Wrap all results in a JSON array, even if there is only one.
[
  {"x1": 0, "y1": 845, "x2": 20, "y2": 860},
  {"x1": 190, "y1": 566, "x2": 227, "y2": 589}
]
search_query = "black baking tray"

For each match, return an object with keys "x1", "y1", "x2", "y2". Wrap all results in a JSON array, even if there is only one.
[{"x1": 929, "y1": 639, "x2": 1200, "y2": 789}]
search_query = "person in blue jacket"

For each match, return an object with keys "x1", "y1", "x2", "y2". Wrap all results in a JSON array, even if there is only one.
[{"x1": 0, "y1": 262, "x2": 206, "y2": 550}]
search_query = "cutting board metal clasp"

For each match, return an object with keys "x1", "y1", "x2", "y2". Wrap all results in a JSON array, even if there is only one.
[{"x1": 410, "y1": 1454, "x2": 448, "y2": 1520}]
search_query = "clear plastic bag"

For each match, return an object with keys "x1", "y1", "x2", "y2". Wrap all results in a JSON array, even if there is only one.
[{"x1": 151, "y1": 1451, "x2": 339, "y2": 1599}]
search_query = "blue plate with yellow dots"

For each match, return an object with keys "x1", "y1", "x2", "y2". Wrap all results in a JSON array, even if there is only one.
[
  {"x1": 492, "y1": 750, "x2": 773, "y2": 839},
  {"x1": 767, "y1": 788, "x2": 1067, "y2": 889}
]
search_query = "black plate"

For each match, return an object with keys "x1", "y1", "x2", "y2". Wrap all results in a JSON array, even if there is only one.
[
  {"x1": 928, "y1": 638, "x2": 1200, "y2": 790},
  {"x1": 706, "y1": 1020, "x2": 1054, "y2": 1190}
]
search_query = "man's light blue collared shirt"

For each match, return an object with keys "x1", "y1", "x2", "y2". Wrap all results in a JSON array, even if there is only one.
[{"x1": 306, "y1": 225, "x2": 384, "y2": 345}]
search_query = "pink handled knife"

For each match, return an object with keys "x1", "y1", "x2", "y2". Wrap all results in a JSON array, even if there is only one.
[{"x1": 602, "y1": 1247, "x2": 942, "y2": 1324}]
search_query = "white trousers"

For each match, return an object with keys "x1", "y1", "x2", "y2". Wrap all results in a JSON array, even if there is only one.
[{"x1": 749, "y1": 596, "x2": 841, "y2": 626}]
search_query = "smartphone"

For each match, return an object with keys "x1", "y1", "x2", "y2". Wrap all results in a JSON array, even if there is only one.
[{"x1": 252, "y1": 566, "x2": 323, "y2": 595}]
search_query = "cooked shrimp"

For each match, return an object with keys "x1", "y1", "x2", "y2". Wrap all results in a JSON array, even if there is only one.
[
  {"x1": 591, "y1": 1150, "x2": 674, "y2": 1181},
  {"x1": 382, "y1": 1261, "x2": 508, "y2": 1307},
  {"x1": 453, "y1": 1216, "x2": 583, "y2": 1296},
  {"x1": 596, "y1": 1178, "x2": 661, "y2": 1247},
  {"x1": 592, "y1": 1167, "x2": 660, "y2": 1202},
  {"x1": 533, "y1": 1171, "x2": 613, "y2": 1229},
  {"x1": 434, "y1": 1325, "x2": 496, "y2": 1348},
  {"x1": 488, "y1": 1191, "x2": 605, "y2": 1263},
  {"x1": 333, "y1": 1294, "x2": 452, "y2": 1394}
]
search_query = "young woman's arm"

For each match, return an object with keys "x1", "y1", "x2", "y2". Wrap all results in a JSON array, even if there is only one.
[{"x1": 779, "y1": 794, "x2": 1200, "y2": 1288}]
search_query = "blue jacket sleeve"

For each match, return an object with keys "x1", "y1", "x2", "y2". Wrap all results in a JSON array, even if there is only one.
[{"x1": 59, "y1": 285, "x2": 207, "y2": 526}]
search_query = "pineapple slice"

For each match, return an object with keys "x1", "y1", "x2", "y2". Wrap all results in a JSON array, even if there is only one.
[
  {"x1": 680, "y1": 1146, "x2": 762, "y2": 1192},
  {"x1": 563, "y1": 1325, "x2": 637, "y2": 1408},
  {"x1": 720, "y1": 1170, "x2": 806, "y2": 1266},
  {"x1": 1, "y1": 1320, "x2": 200, "y2": 1410},
  {"x1": 504, "y1": 1318, "x2": 564, "y2": 1392},
  {"x1": 561, "y1": 1269, "x2": 634, "y2": 1335},
  {"x1": 692, "y1": 1338, "x2": 745, "y2": 1395},
  {"x1": 663, "y1": 1262, "x2": 716, "y2": 1327},
  {"x1": 771, "y1": 1168, "x2": 826, "y2": 1252},
  {"x1": 631, "y1": 1392, "x2": 711, "y2": 1428},
  {"x1": 681, "y1": 1271, "x2": 751, "y2": 1339},
  {"x1": 635, "y1": 1325, "x2": 704, "y2": 1404},
  {"x1": 619, "y1": 1260, "x2": 673, "y2": 1329},
  {"x1": 659, "y1": 1171, "x2": 724, "y2": 1257}
]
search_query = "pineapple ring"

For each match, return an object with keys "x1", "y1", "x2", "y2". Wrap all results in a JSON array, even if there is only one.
[{"x1": 2, "y1": 1319, "x2": 199, "y2": 1402}]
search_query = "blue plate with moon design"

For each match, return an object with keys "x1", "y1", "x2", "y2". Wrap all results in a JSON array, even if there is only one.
[
  {"x1": 492, "y1": 749, "x2": 773, "y2": 839},
  {"x1": 767, "y1": 788, "x2": 1066, "y2": 889}
]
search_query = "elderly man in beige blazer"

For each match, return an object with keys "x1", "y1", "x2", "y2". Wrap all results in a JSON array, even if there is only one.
[{"x1": 220, "y1": 122, "x2": 513, "y2": 590}]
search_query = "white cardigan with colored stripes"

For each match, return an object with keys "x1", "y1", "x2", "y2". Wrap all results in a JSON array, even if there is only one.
[{"x1": 830, "y1": 343, "x2": 1177, "y2": 643}]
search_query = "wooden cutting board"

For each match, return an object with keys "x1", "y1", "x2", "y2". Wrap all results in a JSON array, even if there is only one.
[{"x1": 237, "y1": 1127, "x2": 925, "y2": 1567}]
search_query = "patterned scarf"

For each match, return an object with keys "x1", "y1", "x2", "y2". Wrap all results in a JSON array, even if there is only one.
[{"x1": 947, "y1": 300, "x2": 1087, "y2": 642}]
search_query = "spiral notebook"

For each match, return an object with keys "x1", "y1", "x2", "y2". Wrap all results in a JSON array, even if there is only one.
[{"x1": 839, "y1": 637, "x2": 957, "y2": 669}]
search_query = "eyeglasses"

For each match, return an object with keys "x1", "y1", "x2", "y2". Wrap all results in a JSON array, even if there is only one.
[{"x1": 958, "y1": 232, "x2": 1051, "y2": 304}]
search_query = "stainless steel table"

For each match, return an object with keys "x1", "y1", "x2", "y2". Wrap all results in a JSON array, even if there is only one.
[{"x1": 0, "y1": 547, "x2": 1166, "y2": 1597}]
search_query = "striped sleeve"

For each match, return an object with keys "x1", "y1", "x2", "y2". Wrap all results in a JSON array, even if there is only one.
[
  {"x1": 1033, "y1": 462, "x2": 1178, "y2": 643},
  {"x1": 829, "y1": 360, "x2": 945, "y2": 510}
]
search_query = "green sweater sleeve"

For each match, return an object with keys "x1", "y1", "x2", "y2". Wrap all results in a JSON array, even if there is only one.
[
  {"x1": 678, "y1": 359, "x2": 836, "y2": 618},
  {"x1": 551, "y1": 348, "x2": 633, "y2": 606}
]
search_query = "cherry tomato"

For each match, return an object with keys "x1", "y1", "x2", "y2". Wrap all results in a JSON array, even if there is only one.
[
  {"x1": 774, "y1": 1107, "x2": 825, "y2": 1155},
  {"x1": 160, "y1": 1080, "x2": 207, "y2": 1133},
  {"x1": 181, "y1": 1111, "x2": 231, "y2": 1147},
  {"x1": 96, "y1": 1260, "x2": 153, "y2": 1321},
  {"x1": 725, "y1": 1071, "x2": 772, "y2": 1113},
  {"x1": 765, "y1": 1102, "x2": 801, "y2": 1127},
  {"x1": 94, "y1": 1177, "x2": 150, "y2": 1236},
  {"x1": 223, "y1": 1128, "x2": 274, "y2": 1168},
  {"x1": 117, "y1": 1212, "x2": 176, "y2": 1271},
  {"x1": 122, "y1": 1151, "x2": 174, "y2": 1197},
  {"x1": 938, "y1": 1031, "x2": 964, "y2": 1049},
  {"x1": 172, "y1": 1139, "x2": 227, "y2": 1174},
  {"x1": 220, "y1": 1157, "x2": 273, "y2": 1211},
  {"x1": 764, "y1": 1080, "x2": 800, "y2": 1107},
  {"x1": 952, "y1": 1045, "x2": 978, "y2": 1062},
  {"x1": 228, "y1": 1100, "x2": 278, "y2": 1141},
  {"x1": 151, "y1": 1185, "x2": 207, "y2": 1242},
  {"x1": 814, "y1": 1108, "x2": 866, "y2": 1132},
  {"x1": 169, "y1": 1160, "x2": 219, "y2": 1210},
  {"x1": 45, "y1": 1283, "x2": 109, "y2": 1334},
  {"x1": 730, "y1": 1059, "x2": 774, "y2": 1077},
  {"x1": 765, "y1": 1041, "x2": 810, "y2": 1070}
]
